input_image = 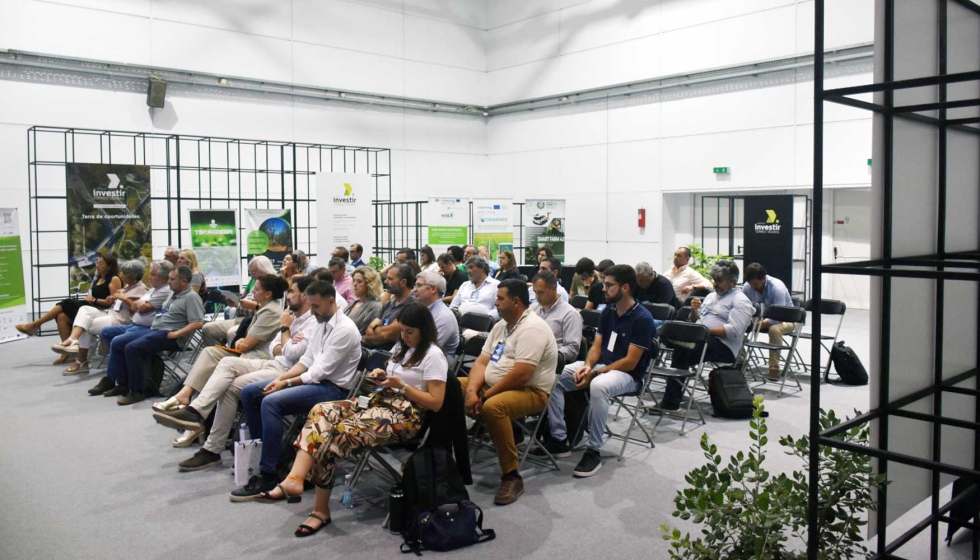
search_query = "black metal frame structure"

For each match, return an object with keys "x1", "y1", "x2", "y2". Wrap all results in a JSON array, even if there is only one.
[
  {"x1": 26, "y1": 126, "x2": 390, "y2": 333},
  {"x1": 700, "y1": 194, "x2": 812, "y2": 299},
  {"x1": 810, "y1": 1, "x2": 980, "y2": 559}
]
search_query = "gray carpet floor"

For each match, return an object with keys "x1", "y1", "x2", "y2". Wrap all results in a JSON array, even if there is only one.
[{"x1": 0, "y1": 310, "x2": 973, "y2": 559}]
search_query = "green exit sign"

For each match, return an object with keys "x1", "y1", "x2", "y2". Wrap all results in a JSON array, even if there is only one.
[
  {"x1": 867, "y1": 158, "x2": 872, "y2": 166},
  {"x1": 713, "y1": 167, "x2": 729, "y2": 174}
]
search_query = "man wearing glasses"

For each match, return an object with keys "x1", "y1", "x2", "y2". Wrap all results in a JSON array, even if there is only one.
[{"x1": 413, "y1": 270, "x2": 460, "y2": 358}]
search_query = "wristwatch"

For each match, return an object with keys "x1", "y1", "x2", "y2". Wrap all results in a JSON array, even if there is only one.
[
  {"x1": 285, "y1": 378, "x2": 293, "y2": 387},
  {"x1": 280, "y1": 326, "x2": 290, "y2": 333},
  {"x1": 396, "y1": 385, "x2": 407, "y2": 395},
  {"x1": 591, "y1": 365, "x2": 602, "y2": 376}
]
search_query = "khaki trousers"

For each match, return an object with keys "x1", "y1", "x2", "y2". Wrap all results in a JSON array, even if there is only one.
[
  {"x1": 765, "y1": 322, "x2": 797, "y2": 372},
  {"x1": 460, "y1": 377, "x2": 548, "y2": 475}
]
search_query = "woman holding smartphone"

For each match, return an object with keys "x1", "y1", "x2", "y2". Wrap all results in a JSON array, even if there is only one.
[{"x1": 258, "y1": 301, "x2": 448, "y2": 538}]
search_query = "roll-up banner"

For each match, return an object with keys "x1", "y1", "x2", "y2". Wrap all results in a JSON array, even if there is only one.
[
  {"x1": 0, "y1": 208, "x2": 27, "y2": 344},
  {"x1": 743, "y1": 195, "x2": 794, "y2": 288},
  {"x1": 524, "y1": 199, "x2": 565, "y2": 262},
  {"x1": 472, "y1": 199, "x2": 513, "y2": 262},
  {"x1": 189, "y1": 209, "x2": 241, "y2": 288},
  {"x1": 66, "y1": 163, "x2": 152, "y2": 294},
  {"x1": 427, "y1": 197, "x2": 468, "y2": 255},
  {"x1": 245, "y1": 209, "x2": 293, "y2": 270},
  {"x1": 315, "y1": 173, "x2": 374, "y2": 263}
]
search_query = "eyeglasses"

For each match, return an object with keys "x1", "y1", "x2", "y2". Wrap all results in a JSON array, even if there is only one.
[
  {"x1": 603, "y1": 282, "x2": 619, "y2": 289},
  {"x1": 414, "y1": 282, "x2": 430, "y2": 289}
]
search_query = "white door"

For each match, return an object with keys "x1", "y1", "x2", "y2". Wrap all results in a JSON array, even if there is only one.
[{"x1": 830, "y1": 188, "x2": 871, "y2": 309}]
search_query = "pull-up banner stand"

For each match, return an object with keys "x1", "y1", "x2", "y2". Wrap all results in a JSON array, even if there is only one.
[
  {"x1": 743, "y1": 195, "x2": 793, "y2": 287},
  {"x1": 0, "y1": 208, "x2": 27, "y2": 344},
  {"x1": 315, "y1": 173, "x2": 374, "y2": 264}
]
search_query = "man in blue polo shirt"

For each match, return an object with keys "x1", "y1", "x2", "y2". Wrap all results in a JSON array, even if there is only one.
[{"x1": 537, "y1": 264, "x2": 655, "y2": 477}]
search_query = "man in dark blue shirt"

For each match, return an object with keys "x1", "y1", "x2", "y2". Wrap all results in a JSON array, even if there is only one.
[{"x1": 538, "y1": 264, "x2": 655, "y2": 478}]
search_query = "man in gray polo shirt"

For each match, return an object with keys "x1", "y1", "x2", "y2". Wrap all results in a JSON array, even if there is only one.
[
  {"x1": 413, "y1": 269, "x2": 460, "y2": 359},
  {"x1": 530, "y1": 271, "x2": 582, "y2": 364},
  {"x1": 363, "y1": 264, "x2": 416, "y2": 350}
]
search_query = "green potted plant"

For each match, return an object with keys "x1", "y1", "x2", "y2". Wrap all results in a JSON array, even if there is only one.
[{"x1": 686, "y1": 243, "x2": 732, "y2": 278}]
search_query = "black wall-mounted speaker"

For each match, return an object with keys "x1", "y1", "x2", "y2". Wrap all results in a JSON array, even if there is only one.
[{"x1": 147, "y1": 77, "x2": 167, "y2": 108}]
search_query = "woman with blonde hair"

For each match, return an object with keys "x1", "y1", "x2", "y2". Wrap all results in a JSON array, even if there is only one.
[
  {"x1": 342, "y1": 265, "x2": 384, "y2": 334},
  {"x1": 177, "y1": 249, "x2": 206, "y2": 294}
]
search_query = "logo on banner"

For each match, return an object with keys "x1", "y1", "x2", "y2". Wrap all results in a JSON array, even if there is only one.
[
  {"x1": 93, "y1": 173, "x2": 123, "y2": 197},
  {"x1": 754, "y1": 209, "x2": 782, "y2": 234},
  {"x1": 334, "y1": 183, "x2": 357, "y2": 204},
  {"x1": 536, "y1": 202, "x2": 545, "y2": 209}
]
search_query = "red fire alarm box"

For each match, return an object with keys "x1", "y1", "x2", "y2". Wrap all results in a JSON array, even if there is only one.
[{"x1": 638, "y1": 208, "x2": 646, "y2": 228}]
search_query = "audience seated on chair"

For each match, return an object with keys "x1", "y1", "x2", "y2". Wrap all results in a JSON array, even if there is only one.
[
  {"x1": 660, "y1": 260, "x2": 754, "y2": 410},
  {"x1": 461, "y1": 279, "x2": 558, "y2": 506},
  {"x1": 204, "y1": 256, "x2": 276, "y2": 347},
  {"x1": 341, "y1": 266, "x2": 383, "y2": 334},
  {"x1": 296, "y1": 250, "x2": 316, "y2": 275},
  {"x1": 96, "y1": 265, "x2": 205, "y2": 405},
  {"x1": 439, "y1": 252, "x2": 469, "y2": 304},
  {"x1": 332, "y1": 245, "x2": 355, "y2": 275},
  {"x1": 58, "y1": 259, "x2": 149, "y2": 375},
  {"x1": 538, "y1": 264, "x2": 655, "y2": 477},
  {"x1": 450, "y1": 256, "x2": 500, "y2": 319},
  {"x1": 585, "y1": 259, "x2": 615, "y2": 310},
  {"x1": 478, "y1": 245, "x2": 500, "y2": 276},
  {"x1": 569, "y1": 257, "x2": 600, "y2": 298},
  {"x1": 663, "y1": 247, "x2": 712, "y2": 302},
  {"x1": 154, "y1": 276, "x2": 319, "y2": 471},
  {"x1": 349, "y1": 243, "x2": 366, "y2": 269},
  {"x1": 177, "y1": 249, "x2": 207, "y2": 295},
  {"x1": 528, "y1": 257, "x2": 569, "y2": 305},
  {"x1": 633, "y1": 261, "x2": 681, "y2": 308},
  {"x1": 530, "y1": 271, "x2": 583, "y2": 364},
  {"x1": 534, "y1": 246, "x2": 554, "y2": 264},
  {"x1": 326, "y1": 257, "x2": 354, "y2": 303},
  {"x1": 363, "y1": 264, "x2": 416, "y2": 349},
  {"x1": 741, "y1": 262, "x2": 796, "y2": 380},
  {"x1": 262, "y1": 302, "x2": 449, "y2": 537},
  {"x1": 413, "y1": 269, "x2": 460, "y2": 358},
  {"x1": 494, "y1": 249, "x2": 521, "y2": 281},
  {"x1": 155, "y1": 274, "x2": 286, "y2": 412},
  {"x1": 230, "y1": 280, "x2": 362, "y2": 502}
]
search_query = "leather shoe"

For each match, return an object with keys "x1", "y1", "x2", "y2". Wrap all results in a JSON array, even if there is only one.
[
  {"x1": 88, "y1": 377, "x2": 115, "y2": 396},
  {"x1": 493, "y1": 474, "x2": 524, "y2": 506},
  {"x1": 117, "y1": 391, "x2": 146, "y2": 406},
  {"x1": 103, "y1": 386, "x2": 128, "y2": 397}
]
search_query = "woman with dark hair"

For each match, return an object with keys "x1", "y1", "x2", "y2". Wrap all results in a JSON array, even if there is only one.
[
  {"x1": 260, "y1": 301, "x2": 448, "y2": 537},
  {"x1": 494, "y1": 249, "x2": 520, "y2": 281},
  {"x1": 18, "y1": 252, "x2": 122, "y2": 364},
  {"x1": 419, "y1": 245, "x2": 438, "y2": 273},
  {"x1": 536, "y1": 246, "x2": 554, "y2": 263},
  {"x1": 280, "y1": 253, "x2": 301, "y2": 281}
]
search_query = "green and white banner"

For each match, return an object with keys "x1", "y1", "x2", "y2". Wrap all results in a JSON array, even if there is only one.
[
  {"x1": 427, "y1": 197, "x2": 468, "y2": 254},
  {"x1": 189, "y1": 209, "x2": 241, "y2": 287},
  {"x1": 473, "y1": 199, "x2": 513, "y2": 262},
  {"x1": 524, "y1": 199, "x2": 566, "y2": 262},
  {"x1": 67, "y1": 163, "x2": 152, "y2": 294},
  {"x1": 245, "y1": 208, "x2": 293, "y2": 270},
  {"x1": 0, "y1": 208, "x2": 27, "y2": 344}
]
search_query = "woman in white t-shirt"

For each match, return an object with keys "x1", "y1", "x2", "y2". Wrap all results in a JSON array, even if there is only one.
[{"x1": 259, "y1": 301, "x2": 449, "y2": 537}]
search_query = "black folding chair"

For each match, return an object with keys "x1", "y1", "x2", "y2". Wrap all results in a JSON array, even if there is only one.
[
  {"x1": 452, "y1": 334, "x2": 488, "y2": 377},
  {"x1": 648, "y1": 322, "x2": 711, "y2": 436},
  {"x1": 642, "y1": 302, "x2": 675, "y2": 322},
  {"x1": 741, "y1": 305, "x2": 807, "y2": 396},
  {"x1": 603, "y1": 340, "x2": 663, "y2": 460},
  {"x1": 458, "y1": 311, "x2": 495, "y2": 334},
  {"x1": 674, "y1": 306, "x2": 693, "y2": 323},
  {"x1": 790, "y1": 299, "x2": 847, "y2": 379},
  {"x1": 570, "y1": 295, "x2": 588, "y2": 310},
  {"x1": 580, "y1": 309, "x2": 601, "y2": 330}
]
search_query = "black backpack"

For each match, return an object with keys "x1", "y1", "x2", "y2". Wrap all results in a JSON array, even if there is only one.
[
  {"x1": 145, "y1": 355, "x2": 166, "y2": 397},
  {"x1": 708, "y1": 368, "x2": 755, "y2": 419},
  {"x1": 946, "y1": 477, "x2": 979, "y2": 545},
  {"x1": 828, "y1": 341, "x2": 869, "y2": 385}
]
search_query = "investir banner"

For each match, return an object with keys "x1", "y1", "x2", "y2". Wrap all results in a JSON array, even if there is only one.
[
  {"x1": 245, "y1": 209, "x2": 293, "y2": 270},
  {"x1": 0, "y1": 208, "x2": 27, "y2": 344},
  {"x1": 67, "y1": 163, "x2": 152, "y2": 294},
  {"x1": 743, "y1": 195, "x2": 793, "y2": 289},
  {"x1": 524, "y1": 199, "x2": 565, "y2": 262},
  {"x1": 315, "y1": 173, "x2": 373, "y2": 263},
  {"x1": 428, "y1": 197, "x2": 468, "y2": 254},
  {"x1": 189, "y1": 209, "x2": 241, "y2": 287},
  {"x1": 473, "y1": 199, "x2": 513, "y2": 262}
]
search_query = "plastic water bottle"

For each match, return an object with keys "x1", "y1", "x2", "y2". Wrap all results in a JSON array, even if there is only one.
[
  {"x1": 239, "y1": 422, "x2": 250, "y2": 441},
  {"x1": 341, "y1": 474, "x2": 355, "y2": 509}
]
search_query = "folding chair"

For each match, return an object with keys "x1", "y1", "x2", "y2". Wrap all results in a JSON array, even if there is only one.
[
  {"x1": 790, "y1": 299, "x2": 846, "y2": 379},
  {"x1": 647, "y1": 322, "x2": 711, "y2": 436},
  {"x1": 452, "y1": 334, "x2": 488, "y2": 377},
  {"x1": 642, "y1": 302, "x2": 675, "y2": 322},
  {"x1": 674, "y1": 306, "x2": 693, "y2": 323},
  {"x1": 580, "y1": 309, "x2": 601, "y2": 330},
  {"x1": 570, "y1": 295, "x2": 588, "y2": 310},
  {"x1": 159, "y1": 335, "x2": 202, "y2": 396},
  {"x1": 603, "y1": 340, "x2": 663, "y2": 460},
  {"x1": 458, "y1": 312, "x2": 495, "y2": 333},
  {"x1": 740, "y1": 305, "x2": 807, "y2": 396}
]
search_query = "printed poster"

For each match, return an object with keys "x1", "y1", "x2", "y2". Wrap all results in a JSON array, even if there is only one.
[
  {"x1": 428, "y1": 197, "x2": 468, "y2": 254},
  {"x1": 524, "y1": 199, "x2": 565, "y2": 262},
  {"x1": 473, "y1": 199, "x2": 513, "y2": 262},
  {"x1": 189, "y1": 209, "x2": 241, "y2": 287},
  {"x1": 245, "y1": 208, "x2": 293, "y2": 270},
  {"x1": 0, "y1": 208, "x2": 27, "y2": 344},
  {"x1": 315, "y1": 173, "x2": 374, "y2": 263}
]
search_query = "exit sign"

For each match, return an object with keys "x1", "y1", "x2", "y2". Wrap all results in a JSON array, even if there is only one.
[
  {"x1": 867, "y1": 158, "x2": 872, "y2": 166},
  {"x1": 713, "y1": 167, "x2": 729, "y2": 174}
]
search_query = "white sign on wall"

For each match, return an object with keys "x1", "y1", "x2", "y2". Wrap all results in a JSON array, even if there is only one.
[{"x1": 315, "y1": 173, "x2": 374, "y2": 264}]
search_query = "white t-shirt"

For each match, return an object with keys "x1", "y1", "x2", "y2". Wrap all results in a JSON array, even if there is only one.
[{"x1": 386, "y1": 343, "x2": 449, "y2": 391}]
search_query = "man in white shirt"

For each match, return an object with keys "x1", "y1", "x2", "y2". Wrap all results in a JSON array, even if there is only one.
[
  {"x1": 157, "y1": 276, "x2": 318, "y2": 472},
  {"x1": 231, "y1": 280, "x2": 362, "y2": 501},
  {"x1": 663, "y1": 246, "x2": 712, "y2": 301},
  {"x1": 450, "y1": 256, "x2": 500, "y2": 319}
]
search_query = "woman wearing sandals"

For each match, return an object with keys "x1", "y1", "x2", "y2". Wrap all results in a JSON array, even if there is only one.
[
  {"x1": 259, "y1": 302, "x2": 448, "y2": 538},
  {"x1": 56, "y1": 259, "x2": 149, "y2": 375},
  {"x1": 17, "y1": 252, "x2": 122, "y2": 365}
]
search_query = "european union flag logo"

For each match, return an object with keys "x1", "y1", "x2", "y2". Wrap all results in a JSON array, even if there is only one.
[{"x1": 493, "y1": 205, "x2": 500, "y2": 209}]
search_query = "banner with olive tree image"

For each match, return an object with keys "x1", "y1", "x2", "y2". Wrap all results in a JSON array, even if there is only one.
[
  {"x1": 245, "y1": 208, "x2": 293, "y2": 270},
  {"x1": 524, "y1": 199, "x2": 565, "y2": 262},
  {"x1": 189, "y1": 209, "x2": 241, "y2": 288},
  {"x1": 66, "y1": 163, "x2": 152, "y2": 294}
]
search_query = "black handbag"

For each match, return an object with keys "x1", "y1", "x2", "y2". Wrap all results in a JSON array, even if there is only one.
[{"x1": 400, "y1": 500, "x2": 495, "y2": 555}]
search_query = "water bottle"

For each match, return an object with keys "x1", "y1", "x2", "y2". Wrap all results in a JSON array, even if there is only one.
[
  {"x1": 239, "y1": 422, "x2": 250, "y2": 441},
  {"x1": 341, "y1": 474, "x2": 355, "y2": 509}
]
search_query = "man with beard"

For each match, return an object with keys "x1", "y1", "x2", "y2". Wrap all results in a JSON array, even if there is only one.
[
  {"x1": 363, "y1": 264, "x2": 416, "y2": 350},
  {"x1": 535, "y1": 264, "x2": 655, "y2": 478},
  {"x1": 156, "y1": 276, "x2": 318, "y2": 472},
  {"x1": 230, "y1": 280, "x2": 362, "y2": 501}
]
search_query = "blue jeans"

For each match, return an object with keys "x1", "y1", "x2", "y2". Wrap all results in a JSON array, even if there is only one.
[
  {"x1": 105, "y1": 325, "x2": 151, "y2": 386},
  {"x1": 547, "y1": 361, "x2": 641, "y2": 451},
  {"x1": 240, "y1": 380, "x2": 348, "y2": 475}
]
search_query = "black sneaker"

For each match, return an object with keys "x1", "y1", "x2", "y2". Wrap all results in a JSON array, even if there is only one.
[
  {"x1": 88, "y1": 377, "x2": 115, "y2": 396},
  {"x1": 179, "y1": 449, "x2": 222, "y2": 472},
  {"x1": 658, "y1": 399, "x2": 681, "y2": 411},
  {"x1": 153, "y1": 407, "x2": 204, "y2": 431},
  {"x1": 230, "y1": 474, "x2": 276, "y2": 502},
  {"x1": 529, "y1": 437, "x2": 571, "y2": 458},
  {"x1": 572, "y1": 448, "x2": 602, "y2": 478}
]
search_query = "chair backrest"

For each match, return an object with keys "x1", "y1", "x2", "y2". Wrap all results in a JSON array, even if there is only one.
[
  {"x1": 642, "y1": 302, "x2": 675, "y2": 321},
  {"x1": 804, "y1": 298, "x2": 847, "y2": 315},
  {"x1": 365, "y1": 349, "x2": 392, "y2": 371},
  {"x1": 458, "y1": 312, "x2": 495, "y2": 333},
  {"x1": 570, "y1": 295, "x2": 588, "y2": 310},
  {"x1": 675, "y1": 306, "x2": 692, "y2": 322},
  {"x1": 690, "y1": 287, "x2": 712, "y2": 298},
  {"x1": 581, "y1": 309, "x2": 601, "y2": 329},
  {"x1": 763, "y1": 305, "x2": 807, "y2": 325},
  {"x1": 792, "y1": 296, "x2": 804, "y2": 308},
  {"x1": 462, "y1": 334, "x2": 487, "y2": 357},
  {"x1": 658, "y1": 321, "x2": 710, "y2": 344}
]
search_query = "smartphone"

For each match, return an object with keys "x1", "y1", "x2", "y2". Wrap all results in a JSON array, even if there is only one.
[{"x1": 370, "y1": 370, "x2": 388, "y2": 382}]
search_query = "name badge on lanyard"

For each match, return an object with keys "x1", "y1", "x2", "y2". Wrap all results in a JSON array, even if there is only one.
[
  {"x1": 491, "y1": 342, "x2": 505, "y2": 362},
  {"x1": 607, "y1": 331, "x2": 618, "y2": 353},
  {"x1": 383, "y1": 317, "x2": 392, "y2": 326}
]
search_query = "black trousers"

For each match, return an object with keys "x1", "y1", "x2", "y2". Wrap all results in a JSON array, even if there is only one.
[{"x1": 662, "y1": 337, "x2": 736, "y2": 404}]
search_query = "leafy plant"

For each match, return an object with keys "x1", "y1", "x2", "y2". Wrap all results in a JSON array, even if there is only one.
[
  {"x1": 660, "y1": 397, "x2": 886, "y2": 560},
  {"x1": 686, "y1": 243, "x2": 732, "y2": 278},
  {"x1": 368, "y1": 256, "x2": 385, "y2": 272}
]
